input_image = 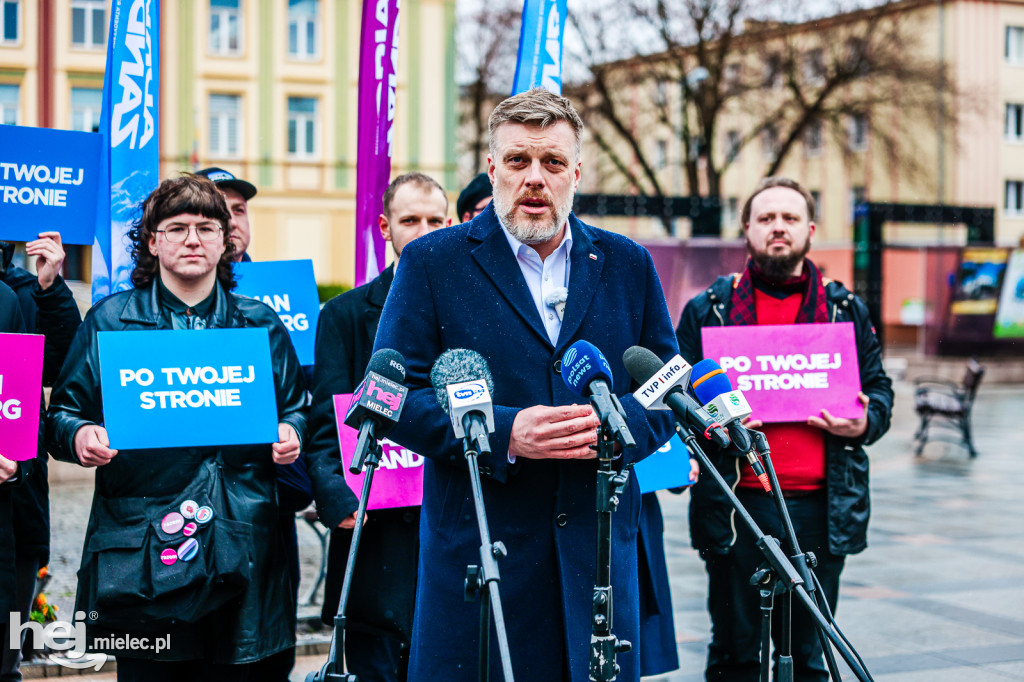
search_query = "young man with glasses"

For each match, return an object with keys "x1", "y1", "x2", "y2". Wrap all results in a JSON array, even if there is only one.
[{"x1": 45, "y1": 175, "x2": 308, "y2": 681}]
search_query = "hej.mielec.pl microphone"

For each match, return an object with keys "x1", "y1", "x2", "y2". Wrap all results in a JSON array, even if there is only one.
[{"x1": 345, "y1": 349, "x2": 409, "y2": 474}]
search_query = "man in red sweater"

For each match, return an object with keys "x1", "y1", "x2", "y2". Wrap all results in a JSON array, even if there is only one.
[{"x1": 675, "y1": 177, "x2": 893, "y2": 681}]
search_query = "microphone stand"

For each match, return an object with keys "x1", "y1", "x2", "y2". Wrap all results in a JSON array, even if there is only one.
[
  {"x1": 677, "y1": 428, "x2": 873, "y2": 682},
  {"x1": 589, "y1": 422, "x2": 631, "y2": 681},
  {"x1": 460, "y1": 431, "x2": 515, "y2": 682},
  {"x1": 745, "y1": 430, "x2": 844, "y2": 682},
  {"x1": 306, "y1": 432, "x2": 383, "y2": 682}
]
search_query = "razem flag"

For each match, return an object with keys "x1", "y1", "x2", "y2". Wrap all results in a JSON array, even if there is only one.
[
  {"x1": 354, "y1": 0, "x2": 401, "y2": 287},
  {"x1": 91, "y1": 0, "x2": 160, "y2": 303},
  {"x1": 511, "y1": 0, "x2": 568, "y2": 95}
]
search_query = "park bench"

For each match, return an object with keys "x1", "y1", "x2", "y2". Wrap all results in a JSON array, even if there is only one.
[{"x1": 913, "y1": 358, "x2": 985, "y2": 457}]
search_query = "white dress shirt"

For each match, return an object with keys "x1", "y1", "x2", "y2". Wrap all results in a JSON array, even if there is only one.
[{"x1": 499, "y1": 221, "x2": 572, "y2": 346}]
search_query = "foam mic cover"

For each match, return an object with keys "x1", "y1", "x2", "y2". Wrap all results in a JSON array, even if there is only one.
[
  {"x1": 690, "y1": 359, "x2": 733, "y2": 405},
  {"x1": 561, "y1": 340, "x2": 613, "y2": 397},
  {"x1": 430, "y1": 348, "x2": 496, "y2": 439}
]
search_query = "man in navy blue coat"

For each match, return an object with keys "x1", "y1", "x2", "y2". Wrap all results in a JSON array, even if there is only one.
[{"x1": 373, "y1": 88, "x2": 679, "y2": 682}]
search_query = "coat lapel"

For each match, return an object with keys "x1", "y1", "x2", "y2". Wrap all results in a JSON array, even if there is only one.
[
  {"x1": 363, "y1": 264, "x2": 392, "y2": 343},
  {"x1": 556, "y1": 215, "x2": 604, "y2": 349},
  {"x1": 468, "y1": 208, "x2": 552, "y2": 347}
]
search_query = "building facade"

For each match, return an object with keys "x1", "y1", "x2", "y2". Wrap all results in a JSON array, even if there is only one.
[
  {"x1": 0, "y1": 0, "x2": 458, "y2": 287},
  {"x1": 576, "y1": 0, "x2": 1024, "y2": 248}
]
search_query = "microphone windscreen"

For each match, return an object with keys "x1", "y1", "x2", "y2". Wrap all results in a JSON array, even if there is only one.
[
  {"x1": 366, "y1": 348, "x2": 407, "y2": 384},
  {"x1": 622, "y1": 345, "x2": 664, "y2": 385},
  {"x1": 691, "y1": 359, "x2": 734, "y2": 405},
  {"x1": 561, "y1": 340, "x2": 613, "y2": 397},
  {"x1": 544, "y1": 286, "x2": 568, "y2": 308},
  {"x1": 430, "y1": 348, "x2": 495, "y2": 415}
]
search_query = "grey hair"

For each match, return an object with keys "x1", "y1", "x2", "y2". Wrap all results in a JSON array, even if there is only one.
[{"x1": 488, "y1": 88, "x2": 584, "y2": 161}]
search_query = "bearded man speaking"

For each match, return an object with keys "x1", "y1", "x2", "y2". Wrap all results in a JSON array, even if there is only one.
[{"x1": 371, "y1": 88, "x2": 679, "y2": 681}]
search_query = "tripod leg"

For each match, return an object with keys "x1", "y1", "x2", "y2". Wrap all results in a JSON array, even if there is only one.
[
  {"x1": 479, "y1": 587, "x2": 491, "y2": 682},
  {"x1": 759, "y1": 587, "x2": 773, "y2": 682},
  {"x1": 777, "y1": 589, "x2": 794, "y2": 682}
]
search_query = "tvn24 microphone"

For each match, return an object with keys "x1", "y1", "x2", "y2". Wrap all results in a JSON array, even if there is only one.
[
  {"x1": 430, "y1": 348, "x2": 496, "y2": 457},
  {"x1": 622, "y1": 346, "x2": 730, "y2": 449},
  {"x1": 690, "y1": 359, "x2": 772, "y2": 494},
  {"x1": 345, "y1": 349, "x2": 409, "y2": 473},
  {"x1": 561, "y1": 340, "x2": 635, "y2": 450}
]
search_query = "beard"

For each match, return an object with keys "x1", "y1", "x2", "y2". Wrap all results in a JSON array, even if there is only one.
[
  {"x1": 746, "y1": 235, "x2": 812, "y2": 281},
  {"x1": 493, "y1": 187, "x2": 574, "y2": 245}
]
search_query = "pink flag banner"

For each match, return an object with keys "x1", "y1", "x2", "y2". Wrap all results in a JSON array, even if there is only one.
[
  {"x1": 700, "y1": 322, "x2": 863, "y2": 424},
  {"x1": 354, "y1": 0, "x2": 401, "y2": 287},
  {"x1": 0, "y1": 333, "x2": 44, "y2": 461},
  {"x1": 333, "y1": 393, "x2": 423, "y2": 510}
]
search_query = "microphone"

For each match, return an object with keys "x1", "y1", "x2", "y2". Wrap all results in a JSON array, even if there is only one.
[
  {"x1": 561, "y1": 340, "x2": 635, "y2": 450},
  {"x1": 622, "y1": 346, "x2": 730, "y2": 449},
  {"x1": 345, "y1": 349, "x2": 409, "y2": 473},
  {"x1": 430, "y1": 348, "x2": 495, "y2": 457},
  {"x1": 544, "y1": 286, "x2": 568, "y2": 322},
  {"x1": 690, "y1": 359, "x2": 772, "y2": 494}
]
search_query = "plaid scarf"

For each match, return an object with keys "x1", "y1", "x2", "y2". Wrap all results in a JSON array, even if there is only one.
[{"x1": 729, "y1": 258, "x2": 829, "y2": 326}]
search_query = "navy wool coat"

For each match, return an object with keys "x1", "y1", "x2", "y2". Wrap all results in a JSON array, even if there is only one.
[{"x1": 373, "y1": 206, "x2": 679, "y2": 682}]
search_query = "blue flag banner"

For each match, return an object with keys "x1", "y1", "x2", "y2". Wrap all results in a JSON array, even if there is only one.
[
  {"x1": 0, "y1": 126, "x2": 101, "y2": 244},
  {"x1": 233, "y1": 259, "x2": 321, "y2": 366},
  {"x1": 97, "y1": 328, "x2": 279, "y2": 450},
  {"x1": 632, "y1": 433, "x2": 696, "y2": 493},
  {"x1": 511, "y1": 0, "x2": 568, "y2": 95},
  {"x1": 91, "y1": 0, "x2": 161, "y2": 303}
]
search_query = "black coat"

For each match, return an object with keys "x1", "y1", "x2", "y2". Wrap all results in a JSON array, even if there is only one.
[
  {"x1": 307, "y1": 264, "x2": 420, "y2": 641},
  {"x1": 45, "y1": 281, "x2": 308, "y2": 663},
  {"x1": 1, "y1": 242, "x2": 83, "y2": 567},
  {"x1": 0, "y1": 279, "x2": 27, "y2": 616},
  {"x1": 675, "y1": 272, "x2": 894, "y2": 557}
]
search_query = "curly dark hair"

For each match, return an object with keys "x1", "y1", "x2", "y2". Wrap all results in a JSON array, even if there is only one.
[{"x1": 128, "y1": 174, "x2": 237, "y2": 290}]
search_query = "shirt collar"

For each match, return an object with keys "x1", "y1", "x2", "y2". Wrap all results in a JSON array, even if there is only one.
[{"x1": 498, "y1": 218, "x2": 573, "y2": 262}]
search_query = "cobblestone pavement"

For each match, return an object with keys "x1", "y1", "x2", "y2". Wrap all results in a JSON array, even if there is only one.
[{"x1": 31, "y1": 379, "x2": 1024, "y2": 680}]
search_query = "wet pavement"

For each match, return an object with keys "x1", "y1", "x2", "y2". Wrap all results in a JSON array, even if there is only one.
[{"x1": 25, "y1": 379, "x2": 1024, "y2": 680}]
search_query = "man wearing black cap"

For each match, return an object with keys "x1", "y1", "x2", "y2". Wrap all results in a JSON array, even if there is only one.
[
  {"x1": 456, "y1": 172, "x2": 492, "y2": 224},
  {"x1": 195, "y1": 167, "x2": 258, "y2": 262}
]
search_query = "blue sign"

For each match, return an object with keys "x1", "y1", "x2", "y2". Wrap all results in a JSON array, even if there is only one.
[
  {"x1": 632, "y1": 434, "x2": 696, "y2": 494},
  {"x1": 0, "y1": 125, "x2": 101, "y2": 245},
  {"x1": 92, "y1": 0, "x2": 161, "y2": 303},
  {"x1": 97, "y1": 328, "x2": 279, "y2": 450},
  {"x1": 233, "y1": 259, "x2": 320, "y2": 366},
  {"x1": 512, "y1": 0, "x2": 568, "y2": 95}
]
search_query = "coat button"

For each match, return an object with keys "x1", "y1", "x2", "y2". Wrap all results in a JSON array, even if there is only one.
[
  {"x1": 480, "y1": 465, "x2": 492, "y2": 476},
  {"x1": 553, "y1": 359, "x2": 562, "y2": 374},
  {"x1": 556, "y1": 513, "x2": 568, "y2": 527}
]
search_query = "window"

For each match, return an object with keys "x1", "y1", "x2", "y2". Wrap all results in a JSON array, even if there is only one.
[
  {"x1": 1007, "y1": 104, "x2": 1024, "y2": 141},
  {"x1": 287, "y1": 96, "x2": 317, "y2": 158},
  {"x1": 763, "y1": 54, "x2": 782, "y2": 89},
  {"x1": 724, "y1": 62, "x2": 742, "y2": 93},
  {"x1": 209, "y1": 94, "x2": 242, "y2": 157},
  {"x1": 723, "y1": 197, "x2": 739, "y2": 229},
  {"x1": 0, "y1": 84, "x2": 18, "y2": 125},
  {"x1": 209, "y1": 0, "x2": 241, "y2": 55},
  {"x1": 804, "y1": 119, "x2": 823, "y2": 156},
  {"x1": 654, "y1": 139, "x2": 668, "y2": 169},
  {"x1": 804, "y1": 48, "x2": 825, "y2": 86},
  {"x1": 810, "y1": 190, "x2": 821, "y2": 219},
  {"x1": 1006, "y1": 181, "x2": 1024, "y2": 215},
  {"x1": 762, "y1": 125, "x2": 778, "y2": 159},
  {"x1": 653, "y1": 78, "x2": 668, "y2": 107},
  {"x1": 725, "y1": 129, "x2": 741, "y2": 162},
  {"x1": 71, "y1": 0, "x2": 105, "y2": 49},
  {"x1": 1007, "y1": 26, "x2": 1024, "y2": 64},
  {"x1": 288, "y1": 0, "x2": 318, "y2": 59},
  {"x1": 70, "y1": 87, "x2": 102, "y2": 132},
  {"x1": 848, "y1": 113, "x2": 868, "y2": 152},
  {"x1": 850, "y1": 186, "x2": 866, "y2": 220},
  {"x1": 2, "y1": 0, "x2": 18, "y2": 44}
]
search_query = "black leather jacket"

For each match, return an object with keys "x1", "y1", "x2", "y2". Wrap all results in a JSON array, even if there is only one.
[
  {"x1": 45, "y1": 281, "x2": 308, "y2": 663},
  {"x1": 675, "y1": 272, "x2": 894, "y2": 557}
]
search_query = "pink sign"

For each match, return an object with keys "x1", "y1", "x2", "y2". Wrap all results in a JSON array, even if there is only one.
[
  {"x1": 700, "y1": 323, "x2": 863, "y2": 424},
  {"x1": 0, "y1": 333, "x2": 44, "y2": 461},
  {"x1": 333, "y1": 394, "x2": 423, "y2": 510}
]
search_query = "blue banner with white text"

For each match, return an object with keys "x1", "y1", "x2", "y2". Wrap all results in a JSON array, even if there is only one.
[
  {"x1": 233, "y1": 259, "x2": 321, "y2": 366},
  {"x1": 98, "y1": 329, "x2": 279, "y2": 450},
  {"x1": 91, "y1": 0, "x2": 160, "y2": 303},
  {"x1": 0, "y1": 125, "x2": 101, "y2": 244},
  {"x1": 511, "y1": 0, "x2": 568, "y2": 95}
]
